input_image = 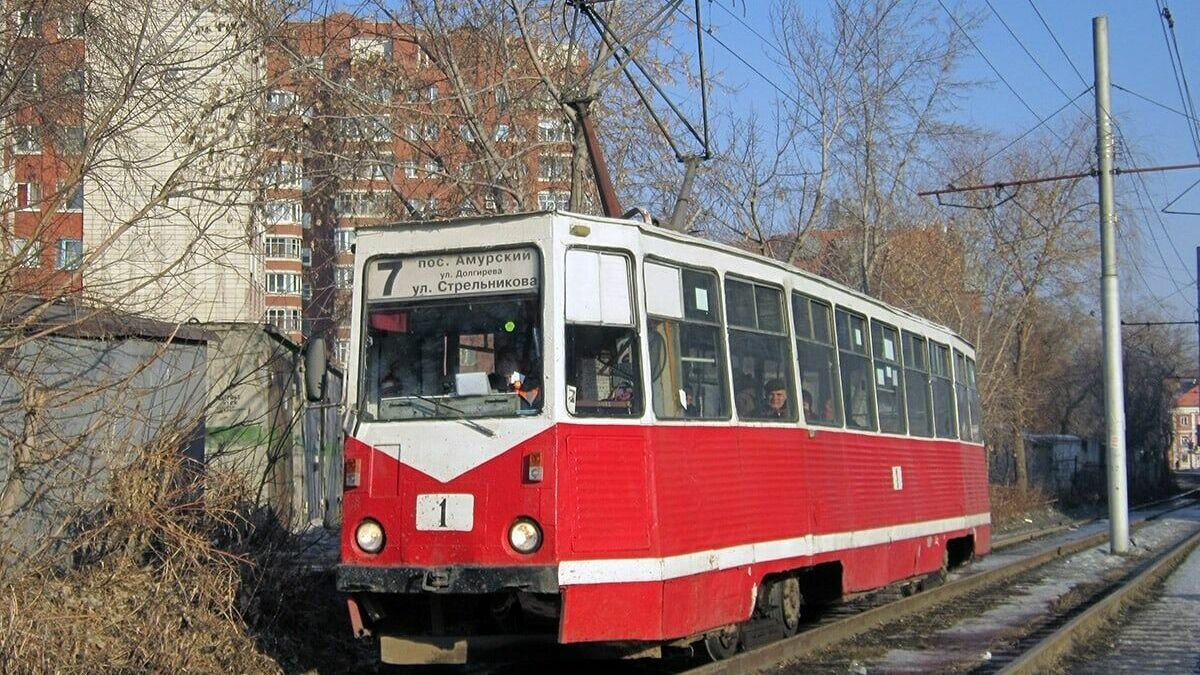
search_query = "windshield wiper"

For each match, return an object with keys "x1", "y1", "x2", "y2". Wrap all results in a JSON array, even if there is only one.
[{"x1": 410, "y1": 394, "x2": 496, "y2": 438}]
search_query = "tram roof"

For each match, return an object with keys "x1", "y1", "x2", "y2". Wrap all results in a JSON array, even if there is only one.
[{"x1": 357, "y1": 209, "x2": 970, "y2": 349}]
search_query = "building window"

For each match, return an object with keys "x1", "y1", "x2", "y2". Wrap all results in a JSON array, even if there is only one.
[
  {"x1": 495, "y1": 86, "x2": 509, "y2": 111},
  {"x1": 538, "y1": 118, "x2": 570, "y2": 143},
  {"x1": 301, "y1": 281, "x2": 312, "y2": 300},
  {"x1": 59, "y1": 11, "x2": 85, "y2": 38},
  {"x1": 335, "y1": 265, "x2": 354, "y2": 288},
  {"x1": 426, "y1": 84, "x2": 438, "y2": 101},
  {"x1": 265, "y1": 161, "x2": 302, "y2": 188},
  {"x1": 57, "y1": 125, "x2": 85, "y2": 155},
  {"x1": 18, "y1": 68, "x2": 39, "y2": 94},
  {"x1": 335, "y1": 192, "x2": 386, "y2": 218},
  {"x1": 483, "y1": 193, "x2": 497, "y2": 211},
  {"x1": 264, "y1": 236, "x2": 301, "y2": 259},
  {"x1": 417, "y1": 46, "x2": 432, "y2": 67},
  {"x1": 404, "y1": 123, "x2": 419, "y2": 141},
  {"x1": 11, "y1": 238, "x2": 40, "y2": 267},
  {"x1": 57, "y1": 238, "x2": 82, "y2": 270},
  {"x1": 14, "y1": 125, "x2": 40, "y2": 154},
  {"x1": 62, "y1": 68, "x2": 86, "y2": 94},
  {"x1": 16, "y1": 182, "x2": 42, "y2": 210},
  {"x1": 335, "y1": 339, "x2": 350, "y2": 365},
  {"x1": 369, "y1": 117, "x2": 391, "y2": 142},
  {"x1": 402, "y1": 160, "x2": 417, "y2": 179},
  {"x1": 266, "y1": 89, "x2": 296, "y2": 115},
  {"x1": 424, "y1": 159, "x2": 441, "y2": 176},
  {"x1": 265, "y1": 200, "x2": 302, "y2": 224},
  {"x1": 15, "y1": 10, "x2": 40, "y2": 38},
  {"x1": 494, "y1": 124, "x2": 511, "y2": 142},
  {"x1": 266, "y1": 308, "x2": 301, "y2": 333},
  {"x1": 300, "y1": 247, "x2": 312, "y2": 267},
  {"x1": 538, "y1": 154, "x2": 570, "y2": 182},
  {"x1": 459, "y1": 124, "x2": 477, "y2": 142},
  {"x1": 537, "y1": 190, "x2": 570, "y2": 211},
  {"x1": 335, "y1": 228, "x2": 356, "y2": 253},
  {"x1": 421, "y1": 123, "x2": 439, "y2": 141},
  {"x1": 350, "y1": 36, "x2": 393, "y2": 63},
  {"x1": 58, "y1": 181, "x2": 84, "y2": 210},
  {"x1": 266, "y1": 272, "x2": 302, "y2": 295}
]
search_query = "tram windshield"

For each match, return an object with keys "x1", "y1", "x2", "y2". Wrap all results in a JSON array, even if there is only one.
[{"x1": 359, "y1": 247, "x2": 543, "y2": 421}]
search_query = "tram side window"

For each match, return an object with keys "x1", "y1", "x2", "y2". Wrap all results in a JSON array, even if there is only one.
[
  {"x1": 954, "y1": 351, "x2": 972, "y2": 440},
  {"x1": 564, "y1": 250, "x2": 643, "y2": 417},
  {"x1": 930, "y1": 341, "x2": 957, "y2": 438},
  {"x1": 903, "y1": 332, "x2": 934, "y2": 437},
  {"x1": 792, "y1": 293, "x2": 842, "y2": 426},
  {"x1": 967, "y1": 356, "x2": 983, "y2": 442},
  {"x1": 726, "y1": 279, "x2": 795, "y2": 421},
  {"x1": 836, "y1": 308, "x2": 876, "y2": 431},
  {"x1": 954, "y1": 351, "x2": 983, "y2": 442},
  {"x1": 646, "y1": 262, "x2": 729, "y2": 419},
  {"x1": 871, "y1": 321, "x2": 906, "y2": 434}
]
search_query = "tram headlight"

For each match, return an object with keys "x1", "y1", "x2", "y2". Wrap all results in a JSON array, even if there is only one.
[
  {"x1": 508, "y1": 518, "x2": 542, "y2": 554},
  {"x1": 355, "y1": 519, "x2": 385, "y2": 553}
]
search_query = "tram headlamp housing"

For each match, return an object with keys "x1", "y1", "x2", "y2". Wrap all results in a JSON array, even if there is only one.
[
  {"x1": 508, "y1": 517, "x2": 542, "y2": 554},
  {"x1": 355, "y1": 519, "x2": 385, "y2": 553}
]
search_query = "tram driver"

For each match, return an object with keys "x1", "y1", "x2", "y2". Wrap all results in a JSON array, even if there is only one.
[{"x1": 494, "y1": 349, "x2": 541, "y2": 409}]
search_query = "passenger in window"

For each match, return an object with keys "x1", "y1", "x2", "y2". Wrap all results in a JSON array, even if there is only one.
[
  {"x1": 683, "y1": 387, "x2": 702, "y2": 417},
  {"x1": 848, "y1": 377, "x2": 872, "y2": 428},
  {"x1": 735, "y1": 375, "x2": 759, "y2": 418},
  {"x1": 609, "y1": 380, "x2": 635, "y2": 403},
  {"x1": 764, "y1": 379, "x2": 788, "y2": 419},
  {"x1": 802, "y1": 389, "x2": 814, "y2": 419}
]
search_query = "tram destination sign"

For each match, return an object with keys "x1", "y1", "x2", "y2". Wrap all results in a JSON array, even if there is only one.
[{"x1": 366, "y1": 247, "x2": 540, "y2": 301}]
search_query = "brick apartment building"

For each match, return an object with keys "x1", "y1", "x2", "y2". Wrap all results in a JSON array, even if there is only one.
[
  {"x1": 4, "y1": 7, "x2": 574, "y2": 364},
  {"x1": 260, "y1": 13, "x2": 573, "y2": 364},
  {"x1": 1170, "y1": 384, "x2": 1200, "y2": 471},
  {"x1": 5, "y1": 4, "x2": 262, "y2": 323}
]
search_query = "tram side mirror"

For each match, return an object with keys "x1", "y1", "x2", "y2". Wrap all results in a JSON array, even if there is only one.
[{"x1": 304, "y1": 337, "x2": 328, "y2": 402}]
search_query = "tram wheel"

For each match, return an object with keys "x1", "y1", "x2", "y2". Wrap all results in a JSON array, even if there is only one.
[
  {"x1": 703, "y1": 624, "x2": 741, "y2": 660},
  {"x1": 779, "y1": 576, "x2": 802, "y2": 636}
]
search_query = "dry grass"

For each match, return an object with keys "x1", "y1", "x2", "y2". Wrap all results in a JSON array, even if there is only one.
[
  {"x1": 0, "y1": 443, "x2": 358, "y2": 674},
  {"x1": 989, "y1": 484, "x2": 1057, "y2": 532}
]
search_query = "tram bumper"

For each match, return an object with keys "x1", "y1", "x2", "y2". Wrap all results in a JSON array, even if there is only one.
[
  {"x1": 379, "y1": 633, "x2": 557, "y2": 665},
  {"x1": 336, "y1": 563, "x2": 558, "y2": 594}
]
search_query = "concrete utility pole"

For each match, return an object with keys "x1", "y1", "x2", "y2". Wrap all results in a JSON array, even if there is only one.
[{"x1": 1094, "y1": 16, "x2": 1129, "y2": 554}]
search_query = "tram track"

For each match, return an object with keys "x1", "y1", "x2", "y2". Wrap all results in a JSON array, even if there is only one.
[
  {"x1": 991, "y1": 528, "x2": 1200, "y2": 674},
  {"x1": 679, "y1": 490, "x2": 1200, "y2": 675}
]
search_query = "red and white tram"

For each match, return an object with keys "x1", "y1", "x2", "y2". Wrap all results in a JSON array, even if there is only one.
[{"x1": 332, "y1": 211, "x2": 989, "y2": 664}]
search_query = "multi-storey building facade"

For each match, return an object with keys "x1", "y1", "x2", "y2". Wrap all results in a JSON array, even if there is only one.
[
  {"x1": 4, "y1": 8, "x2": 574, "y2": 357},
  {"x1": 1169, "y1": 385, "x2": 1200, "y2": 471},
  {"x1": 4, "y1": 3, "x2": 263, "y2": 323},
  {"x1": 263, "y1": 14, "x2": 575, "y2": 363}
]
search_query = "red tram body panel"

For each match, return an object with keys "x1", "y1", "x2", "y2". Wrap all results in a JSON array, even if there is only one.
[
  {"x1": 342, "y1": 425, "x2": 989, "y2": 644},
  {"x1": 335, "y1": 212, "x2": 990, "y2": 663}
]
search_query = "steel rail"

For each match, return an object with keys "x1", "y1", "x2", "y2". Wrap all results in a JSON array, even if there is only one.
[
  {"x1": 997, "y1": 527, "x2": 1200, "y2": 675},
  {"x1": 684, "y1": 490, "x2": 1199, "y2": 675}
]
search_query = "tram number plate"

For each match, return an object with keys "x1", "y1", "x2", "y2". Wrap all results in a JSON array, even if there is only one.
[{"x1": 415, "y1": 494, "x2": 475, "y2": 531}]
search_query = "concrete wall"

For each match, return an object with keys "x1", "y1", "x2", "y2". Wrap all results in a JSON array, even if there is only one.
[
  {"x1": 992, "y1": 434, "x2": 1172, "y2": 505},
  {"x1": 203, "y1": 323, "x2": 343, "y2": 528},
  {"x1": 0, "y1": 330, "x2": 208, "y2": 555}
]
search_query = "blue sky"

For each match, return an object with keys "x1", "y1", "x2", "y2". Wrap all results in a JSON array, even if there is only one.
[{"x1": 681, "y1": 1, "x2": 1200, "y2": 323}]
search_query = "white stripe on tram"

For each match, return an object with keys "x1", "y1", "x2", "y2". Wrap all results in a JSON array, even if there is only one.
[{"x1": 557, "y1": 512, "x2": 991, "y2": 585}]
